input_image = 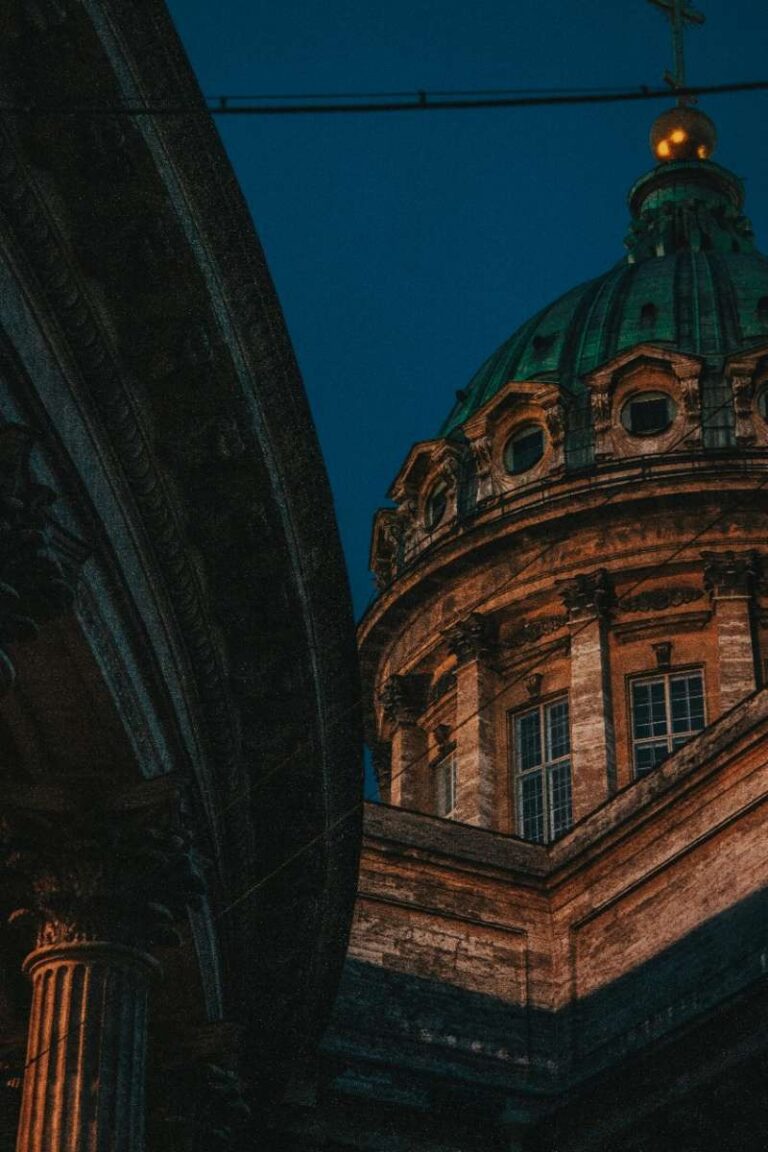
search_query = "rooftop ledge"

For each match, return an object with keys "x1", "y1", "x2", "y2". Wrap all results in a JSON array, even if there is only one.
[{"x1": 362, "y1": 686, "x2": 768, "y2": 885}]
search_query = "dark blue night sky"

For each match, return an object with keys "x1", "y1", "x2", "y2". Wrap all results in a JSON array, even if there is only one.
[{"x1": 166, "y1": 0, "x2": 768, "y2": 617}]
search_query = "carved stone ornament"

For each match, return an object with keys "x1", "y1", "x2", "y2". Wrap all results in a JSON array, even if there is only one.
[
  {"x1": 0, "y1": 425, "x2": 77, "y2": 695},
  {"x1": 503, "y1": 614, "x2": 568, "y2": 649},
  {"x1": 731, "y1": 374, "x2": 754, "y2": 419},
  {"x1": 371, "y1": 509, "x2": 403, "y2": 589},
  {"x1": 1, "y1": 782, "x2": 205, "y2": 951},
  {"x1": 591, "y1": 388, "x2": 612, "y2": 433},
  {"x1": 618, "y1": 586, "x2": 703, "y2": 613},
  {"x1": 470, "y1": 433, "x2": 494, "y2": 477},
  {"x1": 653, "y1": 641, "x2": 673, "y2": 669},
  {"x1": 525, "y1": 673, "x2": 543, "y2": 698},
  {"x1": 544, "y1": 402, "x2": 565, "y2": 448},
  {"x1": 444, "y1": 612, "x2": 495, "y2": 664},
  {"x1": 703, "y1": 550, "x2": 760, "y2": 598},
  {"x1": 679, "y1": 374, "x2": 701, "y2": 417},
  {"x1": 560, "y1": 569, "x2": 614, "y2": 620},
  {"x1": 379, "y1": 674, "x2": 426, "y2": 726}
]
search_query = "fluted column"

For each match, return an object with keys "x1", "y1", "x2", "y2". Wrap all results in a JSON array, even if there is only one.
[
  {"x1": 3, "y1": 783, "x2": 199, "y2": 1152},
  {"x1": 18, "y1": 944, "x2": 157, "y2": 1152}
]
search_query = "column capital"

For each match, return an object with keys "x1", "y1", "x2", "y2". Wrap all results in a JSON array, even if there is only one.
[
  {"x1": 702, "y1": 549, "x2": 760, "y2": 599},
  {"x1": 1, "y1": 778, "x2": 204, "y2": 953},
  {"x1": 559, "y1": 568, "x2": 614, "y2": 621},
  {"x1": 379, "y1": 673, "x2": 427, "y2": 726},
  {"x1": 444, "y1": 612, "x2": 496, "y2": 665}
]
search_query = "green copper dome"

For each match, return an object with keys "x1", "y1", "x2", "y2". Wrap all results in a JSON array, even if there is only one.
[{"x1": 441, "y1": 155, "x2": 768, "y2": 438}]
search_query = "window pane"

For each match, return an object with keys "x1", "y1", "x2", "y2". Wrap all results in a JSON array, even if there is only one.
[
  {"x1": 546, "y1": 699, "x2": 570, "y2": 761},
  {"x1": 632, "y1": 680, "x2": 668, "y2": 738},
  {"x1": 670, "y1": 674, "x2": 704, "y2": 734},
  {"x1": 630, "y1": 397, "x2": 670, "y2": 434},
  {"x1": 635, "y1": 741, "x2": 669, "y2": 774},
  {"x1": 516, "y1": 711, "x2": 542, "y2": 771},
  {"x1": 550, "y1": 761, "x2": 573, "y2": 838},
  {"x1": 521, "y1": 771, "x2": 544, "y2": 842}
]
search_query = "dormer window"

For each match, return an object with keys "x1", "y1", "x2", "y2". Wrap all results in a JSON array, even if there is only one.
[
  {"x1": 424, "y1": 482, "x2": 448, "y2": 531},
  {"x1": 503, "y1": 425, "x2": 545, "y2": 475},
  {"x1": 621, "y1": 391, "x2": 676, "y2": 436}
]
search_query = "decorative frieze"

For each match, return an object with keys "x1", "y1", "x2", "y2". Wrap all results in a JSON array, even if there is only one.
[
  {"x1": 0, "y1": 425, "x2": 77, "y2": 695},
  {"x1": 503, "y1": 614, "x2": 568, "y2": 649},
  {"x1": 618, "y1": 586, "x2": 703, "y2": 613}
]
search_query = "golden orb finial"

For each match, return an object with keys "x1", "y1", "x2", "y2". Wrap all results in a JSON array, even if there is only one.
[{"x1": 649, "y1": 105, "x2": 717, "y2": 163}]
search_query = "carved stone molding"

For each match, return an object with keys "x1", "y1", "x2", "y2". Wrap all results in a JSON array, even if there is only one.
[
  {"x1": 503, "y1": 614, "x2": 568, "y2": 649},
  {"x1": 379, "y1": 674, "x2": 427, "y2": 727},
  {"x1": 0, "y1": 425, "x2": 77, "y2": 695},
  {"x1": 618, "y1": 586, "x2": 703, "y2": 614},
  {"x1": 702, "y1": 550, "x2": 760, "y2": 599},
  {"x1": 559, "y1": 569, "x2": 614, "y2": 621},
  {"x1": 444, "y1": 612, "x2": 496, "y2": 664},
  {"x1": 730, "y1": 373, "x2": 757, "y2": 445}
]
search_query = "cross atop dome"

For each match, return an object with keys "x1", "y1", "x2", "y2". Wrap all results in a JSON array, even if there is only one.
[{"x1": 648, "y1": 0, "x2": 705, "y2": 103}]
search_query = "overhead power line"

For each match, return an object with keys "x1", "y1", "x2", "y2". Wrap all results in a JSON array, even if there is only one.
[{"x1": 1, "y1": 79, "x2": 767, "y2": 117}]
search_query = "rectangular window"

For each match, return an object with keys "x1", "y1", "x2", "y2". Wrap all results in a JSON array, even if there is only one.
[
  {"x1": 630, "y1": 671, "x2": 705, "y2": 776},
  {"x1": 434, "y1": 753, "x2": 458, "y2": 819},
  {"x1": 512, "y1": 697, "x2": 572, "y2": 843}
]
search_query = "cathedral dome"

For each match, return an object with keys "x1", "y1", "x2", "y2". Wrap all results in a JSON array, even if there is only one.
[{"x1": 442, "y1": 156, "x2": 768, "y2": 437}]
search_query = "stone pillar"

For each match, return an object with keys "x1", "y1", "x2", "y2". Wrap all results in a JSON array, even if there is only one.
[
  {"x1": 445, "y1": 614, "x2": 498, "y2": 827},
  {"x1": 703, "y1": 550, "x2": 759, "y2": 713},
  {"x1": 560, "y1": 570, "x2": 616, "y2": 820},
  {"x1": 18, "y1": 943, "x2": 157, "y2": 1152},
  {"x1": 3, "y1": 783, "x2": 200, "y2": 1152},
  {"x1": 380, "y1": 675, "x2": 428, "y2": 810}
]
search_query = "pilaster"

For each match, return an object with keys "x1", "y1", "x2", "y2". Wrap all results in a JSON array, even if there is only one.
[
  {"x1": 445, "y1": 614, "x2": 498, "y2": 827},
  {"x1": 560, "y1": 570, "x2": 616, "y2": 819},
  {"x1": 380, "y1": 675, "x2": 428, "y2": 810},
  {"x1": 703, "y1": 550, "x2": 759, "y2": 712}
]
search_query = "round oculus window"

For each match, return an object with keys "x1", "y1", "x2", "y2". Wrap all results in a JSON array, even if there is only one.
[
  {"x1": 503, "y1": 425, "x2": 545, "y2": 475},
  {"x1": 621, "y1": 392, "x2": 676, "y2": 437},
  {"x1": 424, "y1": 482, "x2": 448, "y2": 531}
]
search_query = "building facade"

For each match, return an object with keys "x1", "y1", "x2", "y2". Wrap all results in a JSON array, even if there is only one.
[{"x1": 274, "y1": 107, "x2": 768, "y2": 1150}]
